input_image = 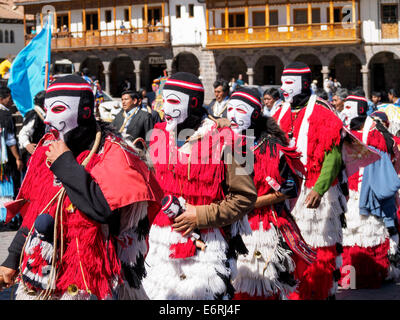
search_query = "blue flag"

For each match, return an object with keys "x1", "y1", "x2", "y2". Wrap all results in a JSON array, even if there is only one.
[{"x1": 8, "y1": 15, "x2": 52, "y2": 117}]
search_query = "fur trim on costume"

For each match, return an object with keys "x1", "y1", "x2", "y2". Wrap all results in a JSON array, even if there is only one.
[
  {"x1": 342, "y1": 190, "x2": 388, "y2": 248},
  {"x1": 142, "y1": 225, "x2": 232, "y2": 300},
  {"x1": 233, "y1": 222, "x2": 297, "y2": 300},
  {"x1": 292, "y1": 103, "x2": 343, "y2": 188},
  {"x1": 340, "y1": 241, "x2": 390, "y2": 289},
  {"x1": 289, "y1": 245, "x2": 338, "y2": 300},
  {"x1": 291, "y1": 185, "x2": 345, "y2": 248}
]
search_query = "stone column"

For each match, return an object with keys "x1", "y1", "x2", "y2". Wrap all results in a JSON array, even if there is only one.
[
  {"x1": 104, "y1": 71, "x2": 111, "y2": 95},
  {"x1": 103, "y1": 61, "x2": 111, "y2": 94},
  {"x1": 361, "y1": 65, "x2": 370, "y2": 99},
  {"x1": 165, "y1": 58, "x2": 173, "y2": 77},
  {"x1": 73, "y1": 62, "x2": 80, "y2": 74},
  {"x1": 133, "y1": 60, "x2": 141, "y2": 91},
  {"x1": 321, "y1": 65, "x2": 330, "y2": 82},
  {"x1": 246, "y1": 67, "x2": 254, "y2": 85}
]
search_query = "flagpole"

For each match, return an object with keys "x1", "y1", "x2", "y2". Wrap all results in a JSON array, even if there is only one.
[{"x1": 44, "y1": 11, "x2": 51, "y2": 90}]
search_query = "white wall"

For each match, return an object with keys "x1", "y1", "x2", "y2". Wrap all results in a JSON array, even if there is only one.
[
  {"x1": 0, "y1": 23, "x2": 25, "y2": 58},
  {"x1": 169, "y1": 0, "x2": 206, "y2": 47}
]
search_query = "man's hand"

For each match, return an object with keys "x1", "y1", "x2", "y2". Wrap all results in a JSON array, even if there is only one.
[
  {"x1": 172, "y1": 204, "x2": 198, "y2": 237},
  {"x1": 25, "y1": 143, "x2": 37, "y2": 155},
  {"x1": 305, "y1": 189, "x2": 322, "y2": 209},
  {"x1": 45, "y1": 140, "x2": 70, "y2": 164},
  {"x1": 0, "y1": 266, "x2": 17, "y2": 291},
  {"x1": 15, "y1": 159, "x2": 23, "y2": 171}
]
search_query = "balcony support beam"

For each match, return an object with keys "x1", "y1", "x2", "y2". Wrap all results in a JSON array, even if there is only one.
[{"x1": 265, "y1": 1, "x2": 269, "y2": 40}]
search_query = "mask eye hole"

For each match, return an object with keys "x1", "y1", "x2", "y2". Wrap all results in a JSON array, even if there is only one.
[
  {"x1": 236, "y1": 108, "x2": 247, "y2": 114},
  {"x1": 345, "y1": 105, "x2": 351, "y2": 109},
  {"x1": 166, "y1": 98, "x2": 180, "y2": 105},
  {"x1": 285, "y1": 80, "x2": 294, "y2": 85},
  {"x1": 227, "y1": 107, "x2": 233, "y2": 112},
  {"x1": 51, "y1": 105, "x2": 66, "y2": 113}
]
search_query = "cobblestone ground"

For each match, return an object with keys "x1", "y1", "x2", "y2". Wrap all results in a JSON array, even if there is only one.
[{"x1": 1, "y1": 230, "x2": 400, "y2": 300}]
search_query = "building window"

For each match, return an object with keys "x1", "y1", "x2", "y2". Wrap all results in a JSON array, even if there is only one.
[
  {"x1": 105, "y1": 10, "x2": 112, "y2": 23},
  {"x1": 222, "y1": 12, "x2": 245, "y2": 28},
  {"x1": 0, "y1": 30, "x2": 3, "y2": 43},
  {"x1": 85, "y1": 12, "x2": 99, "y2": 31},
  {"x1": 10, "y1": 30, "x2": 14, "y2": 43},
  {"x1": 56, "y1": 14, "x2": 69, "y2": 32},
  {"x1": 176, "y1": 5, "x2": 181, "y2": 18},
  {"x1": 5, "y1": 30, "x2": 8, "y2": 43},
  {"x1": 294, "y1": 9, "x2": 307, "y2": 24},
  {"x1": 312, "y1": 8, "x2": 321, "y2": 23},
  {"x1": 252, "y1": 11, "x2": 265, "y2": 26},
  {"x1": 326, "y1": 7, "x2": 350, "y2": 23},
  {"x1": 382, "y1": 4, "x2": 398, "y2": 23},
  {"x1": 124, "y1": 8, "x2": 129, "y2": 22},
  {"x1": 189, "y1": 4, "x2": 194, "y2": 18},
  {"x1": 269, "y1": 10, "x2": 279, "y2": 26}
]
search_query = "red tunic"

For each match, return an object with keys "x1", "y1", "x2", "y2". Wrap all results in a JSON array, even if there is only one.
[{"x1": 7, "y1": 133, "x2": 162, "y2": 299}]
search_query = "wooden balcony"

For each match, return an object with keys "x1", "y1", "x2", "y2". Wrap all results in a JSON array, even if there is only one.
[
  {"x1": 206, "y1": 22, "x2": 361, "y2": 49},
  {"x1": 25, "y1": 26, "x2": 170, "y2": 51}
]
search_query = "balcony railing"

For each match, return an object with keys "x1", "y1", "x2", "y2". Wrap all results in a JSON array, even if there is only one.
[
  {"x1": 207, "y1": 22, "x2": 361, "y2": 48},
  {"x1": 25, "y1": 26, "x2": 170, "y2": 50}
]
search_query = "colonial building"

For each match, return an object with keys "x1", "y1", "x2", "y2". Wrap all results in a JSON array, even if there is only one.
[
  {"x1": 0, "y1": 0, "x2": 26, "y2": 60},
  {"x1": 14, "y1": 0, "x2": 400, "y2": 102}
]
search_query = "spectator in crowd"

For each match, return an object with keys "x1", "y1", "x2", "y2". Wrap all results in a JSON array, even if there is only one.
[
  {"x1": 262, "y1": 87, "x2": 282, "y2": 117},
  {"x1": 112, "y1": 90, "x2": 153, "y2": 148},
  {"x1": 235, "y1": 74, "x2": 245, "y2": 87},
  {"x1": 388, "y1": 88, "x2": 400, "y2": 106},
  {"x1": 311, "y1": 80, "x2": 318, "y2": 94},
  {"x1": 371, "y1": 91, "x2": 383, "y2": 110},
  {"x1": 0, "y1": 87, "x2": 23, "y2": 231},
  {"x1": 315, "y1": 88, "x2": 329, "y2": 101},
  {"x1": 18, "y1": 90, "x2": 46, "y2": 166},
  {"x1": 323, "y1": 76, "x2": 334, "y2": 102},
  {"x1": 333, "y1": 78, "x2": 341, "y2": 93},
  {"x1": 206, "y1": 79, "x2": 230, "y2": 118},
  {"x1": 140, "y1": 87, "x2": 161, "y2": 125},
  {"x1": 331, "y1": 87, "x2": 349, "y2": 121},
  {"x1": 229, "y1": 77, "x2": 237, "y2": 93}
]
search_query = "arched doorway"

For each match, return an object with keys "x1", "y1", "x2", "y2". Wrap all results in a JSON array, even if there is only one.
[
  {"x1": 329, "y1": 53, "x2": 362, "y2": 91},
  {"x1": 294, "y1": 54, "x2": 323, "y2": 89},
  {"x1": 172, "y1": 52, "x2": 200, "y2": 77},
  {"x1": 140, "y1": 53, "x2": 167, "y2": 91},
  {"x1": 80, "y1": 56, "x2": 105, "y2": 89},
  {"x1": 254, "y1": 55, "x2": 284, "y2": 85},
  {"x1": 218, "y1": 56, "x2": 247, "y2": 84},
  {"x1": 110, "y1": 55, "x2": 135, "y2": 97},
  {"x1": 369, "y1": 51, "x2": 400, "y2": 97}
]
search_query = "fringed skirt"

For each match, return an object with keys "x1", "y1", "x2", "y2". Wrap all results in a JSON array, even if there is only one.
[
  {"x1": 142, "y1": 225, "x2": 233, "y2": 300},
  {"x1": 232, "y1": 222, "x2": 296, "y2": 300}
]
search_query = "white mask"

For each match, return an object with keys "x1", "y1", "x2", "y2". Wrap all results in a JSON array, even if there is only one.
[
  {"x1": 162, "y1": 89, "x2": 190, "y2": 132},
  {"x1": 281, "y1": 75, "x2": 302, "y2": 103},
  {"x1": 227, "y1": 99, "x2": 254, "y2": 134},
  {"x1": 44, "y1": 95, "x2": 80, "y2": 140},
  {"x1": 342, "y1": 100, "x2": 359, "y2": 127}
]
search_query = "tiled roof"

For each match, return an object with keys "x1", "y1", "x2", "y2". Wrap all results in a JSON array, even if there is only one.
[{"x1": 0, "y1": 1, "x2": 24, "y2": 20}]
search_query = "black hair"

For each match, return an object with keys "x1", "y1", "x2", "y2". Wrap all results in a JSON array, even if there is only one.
[
  {"x1": 121, "y1": 90, "x2": 141, "y2": 100},
  {"x1": 82, "y1": 67, "x2": 90, "y2": 76},
  {"x1": 371, "y1": 91, "x2": 381, "y2": 98},
  {"x1": 351, "y1": 87, "x2": 366, "y2": 97},
  {"x1": 263, "y1": 87, "x2": 280, "y2": 100},
  {"x1": 0, "y1": 87, "x2": 11, "y2": 99},
  {"x1": 213, "y1": 80, "x2": 229, "y2": 93},
  {"x1": 34, "y1": 90, "x2": 46, "y2": 107},
  {"x1": 388, "y1": 88, "x2": 400, "y2": 98},
  {"x1": 253, "y1": 116, "x2": 289, "y2": 156},
  {"x1": 315, "y1": 88, "x2": 328, "y2": 101}
]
